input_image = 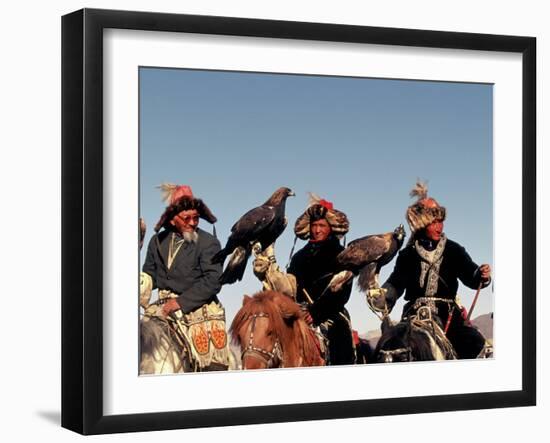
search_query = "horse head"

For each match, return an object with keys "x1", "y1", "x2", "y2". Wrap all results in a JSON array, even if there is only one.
[
  {"x1": 375, "y1": 321, "x2": 413, "y2": 363},
  {"x1": 375, "y1": 315, "x2": 455, "y2": 363},
  {"x1": 230, "y1": 291, "x2": 324, "y2": 369}
]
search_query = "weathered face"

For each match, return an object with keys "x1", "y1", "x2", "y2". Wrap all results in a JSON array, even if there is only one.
[
  {"x1": 310, "y1": 219, "x2": 331, "y2": 242},
  {"x1": 170, "y1": 209, "x2": 199, "y2": 234},
  {"x1": 425, "y1": 219, "x2": 444, "y2": 241},
  {"x1": 420, "y1": 198, "x2": 444, "y2": 241}
]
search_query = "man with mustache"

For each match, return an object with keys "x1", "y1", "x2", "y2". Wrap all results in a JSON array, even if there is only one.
[{"x1": 142, "y1": 184, "x2": 229, "y2": 371}]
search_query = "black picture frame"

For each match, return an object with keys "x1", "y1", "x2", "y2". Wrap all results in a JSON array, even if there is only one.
[{"x1": 61, "y1": 8, "x2": 536, "y2": 435}]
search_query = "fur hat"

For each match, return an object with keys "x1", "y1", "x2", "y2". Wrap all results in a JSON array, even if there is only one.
[
  {"x1": 294, "y1": 193, "x2": 349, "y2": 240},
  {"x1": 154, "y1": 183, "x2": 217, "y2": 232},
  {"x1": 406, "y1": 181, "x2": 446, "y2": 233}
]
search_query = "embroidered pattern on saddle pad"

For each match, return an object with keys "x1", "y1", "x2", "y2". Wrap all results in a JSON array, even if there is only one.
[
  {"x1": 191, "y1": 324, "x2": 210, "y2": 355},
  {"x1": 210, "y1": 321, "x2": 227, "y2": 349}
]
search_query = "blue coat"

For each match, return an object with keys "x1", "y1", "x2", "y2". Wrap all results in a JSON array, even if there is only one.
[{"x1": 143, "y1": 228, "x2": 222, "y2": 313}]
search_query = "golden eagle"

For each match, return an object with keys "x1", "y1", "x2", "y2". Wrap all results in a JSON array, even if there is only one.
[
  {"x1": 327, "y1": 224, "x2": 406, "y2": 293},
  {"x1": 212, "y1": 187, "x2": 295, "y2": 285},
  {"x1": 139, "y1": 217, "x2": 146, "y2": 250}
]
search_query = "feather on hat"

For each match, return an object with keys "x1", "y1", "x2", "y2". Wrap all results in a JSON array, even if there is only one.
[
  {"x1": 294, "y1": 193, "x2": 349, "y2": 240},
  {"x1": 154, "y1": 183, "x2": 217, "y2": 232},
  {"x1": 406, "y1": 180, "x2": 446, "y2": 233}
]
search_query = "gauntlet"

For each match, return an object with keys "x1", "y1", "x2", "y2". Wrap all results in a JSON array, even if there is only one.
[{"x1": 252, "y1": 243, "x2": 297, "y2": 298}]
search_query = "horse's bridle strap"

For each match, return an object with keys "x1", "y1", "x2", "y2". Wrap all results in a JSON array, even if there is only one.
[
  {"x1": 242, "y1": 313, "x2": 282, "y2": 368},
  {"x1": 379, "y1": 347, "x2": 412, "y2": 362}
]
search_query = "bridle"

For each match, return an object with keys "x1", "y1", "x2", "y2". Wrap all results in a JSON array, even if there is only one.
[
  {"x1": 241, "y1": 313, "x2": 283, "y2": 368},
  {"x1": 378, "y1": 313, "x2": 415, "y2": 363},
  {"x1": 378, "y1": 302, "x2": 456, "y2": 363},
  {"x1": 378, "y1": 347, "x2": 413, "y2": 363}
]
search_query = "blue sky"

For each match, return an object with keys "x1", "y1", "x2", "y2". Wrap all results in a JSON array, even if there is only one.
[{"x1": 139, "y1": 67, "x2": 493, "y2": 335}]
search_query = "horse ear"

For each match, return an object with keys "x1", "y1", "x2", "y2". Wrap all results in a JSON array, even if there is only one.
[
  {"x1": 272, "y1": 292, "x2": 298, "y2": 321},
  {"x1": 242, "y1": 295, "x2": 252, "y2": 306},
  {"x1": 279, "y1": 308, "x2": 295, "y2": 320}
]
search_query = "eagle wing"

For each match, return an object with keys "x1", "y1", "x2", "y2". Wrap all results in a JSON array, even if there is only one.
[
  {"x1": 338, "y1": 235, "x2": 390, "y2": 268},
  {"x1": 230, "y1": 205, "x2": 276, "y2": 241}
]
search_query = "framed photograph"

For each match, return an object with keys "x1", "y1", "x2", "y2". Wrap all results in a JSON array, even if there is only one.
[{"x1": 62, "y1": 8, "x2": 536, "y2": 435}]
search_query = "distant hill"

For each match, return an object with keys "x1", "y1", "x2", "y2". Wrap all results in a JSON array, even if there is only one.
[
  {"x1": 362, "y1": 312, "x2": 493, "y2": 348},
  {"x1": 471, "y1": 312, "x2": 493, "y2": 340}
]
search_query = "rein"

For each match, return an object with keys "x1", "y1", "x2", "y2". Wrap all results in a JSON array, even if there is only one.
[{"x1": 241, "y1": 313, "x2": 282, "y2": 368}]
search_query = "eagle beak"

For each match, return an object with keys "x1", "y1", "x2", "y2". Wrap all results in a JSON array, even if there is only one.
[{"x1": 288, "y1": 190, "x2": 295, "y2": 197}]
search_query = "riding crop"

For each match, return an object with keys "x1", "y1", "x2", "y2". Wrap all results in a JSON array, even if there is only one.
[{"x1": 466, "y1": 282, "x2": 483, "y2": 321}]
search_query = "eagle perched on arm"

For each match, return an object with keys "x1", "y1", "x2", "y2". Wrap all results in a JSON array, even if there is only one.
[
  {"x1": 327, "y1": 224, "x2": 406, "y2": 293},
  {"x1": 211, "y1": 187, "x2": 295, "y2": 285}
]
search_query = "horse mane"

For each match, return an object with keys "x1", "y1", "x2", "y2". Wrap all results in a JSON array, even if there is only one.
[
  {"x1": 230, "y1": 290, "x2": 322, "y2": 367},
  {"x1": 408, "y1": 325, "x2": 440, "y2": 360}
]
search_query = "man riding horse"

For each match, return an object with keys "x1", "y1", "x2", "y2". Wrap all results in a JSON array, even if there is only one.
[
  {"x1": 287, "y1": 195, "x2": 356, "y2": 365},
  {"x1": 141, "y1": 184, "x2": 230, "y2": 371},
  {"x1": 373, "y1": 181, "x2": 492, "y2": 359},
  {"x1": 252, "y1": 194, "x2": 356, "y2": 365}
]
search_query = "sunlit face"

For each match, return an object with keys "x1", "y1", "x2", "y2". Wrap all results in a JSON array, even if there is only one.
[
  {"x1": 425, "y1": 219, "x2": 444, "y2": 241},
  {"x1": 420, "y1": 198, "x2": 444, "y2": 241},
  {"x1": 310, "y1": 219, "x2": 332, "y2": 242},
  {"x1": 170, "y1": 209, "x2": 199, "y2": 234}
]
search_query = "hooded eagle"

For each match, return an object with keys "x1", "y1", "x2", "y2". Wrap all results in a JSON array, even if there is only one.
[
  {"x1": 327, "y1": 224, "x2": 406, "y2": 293},
  {"x1": 212, "y1": 187, "x2": 295, "y2": 285}
]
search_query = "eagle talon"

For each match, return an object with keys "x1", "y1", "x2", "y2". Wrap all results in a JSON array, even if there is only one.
[
  {"x1": 366, "y1": 287, "x2": 389, "y2": 313},
  {"x1": 367, "y1": 287, "x2": 387, "y2": 299},
  {"x1": 252, "y1": 242, "x2": 263, "y2": 256}
]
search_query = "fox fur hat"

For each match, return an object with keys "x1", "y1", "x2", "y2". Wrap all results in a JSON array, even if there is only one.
[
  {"x1": 154, "y1": 183, "x2": 217, "y2": 232},
  {"x1": 294, "y1": 193, "x2": 349, "y2": 240},
  {"x1": 406, "y1": 181, "x2": 446, "y2": 234}
]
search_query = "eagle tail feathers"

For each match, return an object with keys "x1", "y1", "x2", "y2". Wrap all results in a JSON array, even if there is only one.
[
  {"x1": 211, "y1": 248, "x2": 230, "y2": 264},
  {"x1": 219, "y1": 246, "x2": 251, "y2": 285},
  {"x1": 357, "y1": 263, "x2": 378, "y2": 293}
]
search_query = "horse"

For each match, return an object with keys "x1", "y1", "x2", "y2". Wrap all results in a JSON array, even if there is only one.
[
  {"x1": 139, "y1": 314, "x2": 192, "y2": 374},
  {"x1": 352, "y1": 329, "x2": 375, "y2": 364},
  {"x1": 230, "y1": 290, "x2": 325, "y2": 369},
  {"x1": 140, "y1": 311, "x2": 241, "y2": 374},
  {"x1": 374, "y1": 312, "x2": 457, "y2": 363}
]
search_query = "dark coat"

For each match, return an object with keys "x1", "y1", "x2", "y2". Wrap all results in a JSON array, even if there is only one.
[
  {"x1": 288, "y1": 236, "x2": 355, "y2": 365},
  {"x1": 142, "y1": 228, "x2": 222, "y2": 313},
  {"x1": 385, "y1": 237, "x2": 486, "y2": 309},
  {"x1": 288, "y1": 236, "x2": 351, "y2": 323},
  {"x1": 384, "y1": 236, "x2": 488, "y2": 359}
]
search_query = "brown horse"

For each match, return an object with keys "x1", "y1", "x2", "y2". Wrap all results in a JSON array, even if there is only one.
[{"x1": 230, "y1": 290, "x2": 325, "y2": 369}]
